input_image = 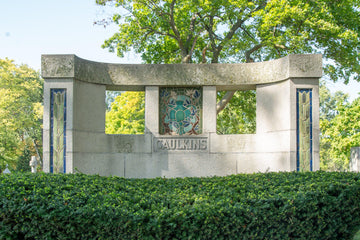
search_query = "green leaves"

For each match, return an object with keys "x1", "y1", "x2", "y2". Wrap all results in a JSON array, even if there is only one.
[
  {"x1": 2, "y1": 172, "x2": 360, "y2": 239},
  {"x1": 321, "y1": 97, "x2": 360, "y2": 171},
  {"x1": 105, "y1": 91, "x2": 145, "y2": 134},
  {"x1": 97, "y1": 0, "x2": 360, "y2": 83},
  {"x1": 0, "y1": 59, "x2": 43, "y2": 171},
  {"x1": 217, "y1": 90, "x2": 256, "y2": 134}
]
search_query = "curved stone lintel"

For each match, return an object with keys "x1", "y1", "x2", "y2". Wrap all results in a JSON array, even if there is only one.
[{"x1": 41, "y1": 54, "x2": 322, "y2": 90}]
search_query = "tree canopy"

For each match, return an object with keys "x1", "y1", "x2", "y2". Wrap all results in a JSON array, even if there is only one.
[
  {"x1": 97, "y1": 0, "x2": 360, "y2": 170},
  {"x1": 106, "y1": 91, "x2": 145, "y2": 134},
  {"x1": 216, "y1": 90, "x2": 256, "y2": 134},
  {"x1": 96, "y1": 0, "x2": 360, "y2": 83},
  {"x1": 319, "y1": 83, "x2": 360, "y2": 171},
  {"x1": 0, "y1": 59, "x2": 43, "y2": 171}
]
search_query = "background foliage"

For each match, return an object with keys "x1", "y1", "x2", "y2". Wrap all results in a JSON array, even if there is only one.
[
  {"x1": 320, "y1": 87, "x2": 360, "y2": 171},
  {"x1": 0, "y1": 59, "x2": 43, "y2": 172},
  {"x1": 216, "y1": 90, "x2": 256, "y2": 134},
  {"x1": 106, "y1": 91, "x2": 145, "y2": 134},
  {"x1": 96, "y1": 0, "x2": 360, "y2": 82}
]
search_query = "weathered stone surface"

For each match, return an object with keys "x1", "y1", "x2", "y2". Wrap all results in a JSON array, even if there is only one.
[
  {"x1": 42, "y1": 54, "x2": 322, "y2": 90},
  {"x1": 153, "y1": 137, "x2": 208, "y2": 152},
  {"x1": 42, "y1": 54, "x2": 322, "y2": 177},
  {"x1": 145, "y1": 86, "x2": 159, "y2": 134},
  {"x1": 202, "y1": 86, "x2": 217, "y2": 133}
]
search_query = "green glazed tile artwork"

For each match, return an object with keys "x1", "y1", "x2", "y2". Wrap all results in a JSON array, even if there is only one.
[
  {"x1": 297, "y1": 89, "x2": 312, "y2": 171},
  {"x1": 159, "y1": 87, "x2": 202, "y2": 135},
  {"x1": 51, "y1": 90, "x2": 66, "y2": 173}
]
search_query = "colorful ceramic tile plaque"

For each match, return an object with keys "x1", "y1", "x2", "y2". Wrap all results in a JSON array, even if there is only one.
[{"x1": 159, "y1": 87, "x2": 202, "y2": 135}]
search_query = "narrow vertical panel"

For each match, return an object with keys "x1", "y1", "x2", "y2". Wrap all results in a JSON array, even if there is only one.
[
  {"x1": 297, "y1": 89, "x2": 313, "y2": 171},
  {"x1": 50, "y1": 89, "x2": 66, "y2": 173}
]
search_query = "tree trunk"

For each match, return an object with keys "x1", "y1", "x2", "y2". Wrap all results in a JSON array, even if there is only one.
[
  {"x1": 216, "y1": 90, "x2": 236, "y2": 114},
  {"x1": 216, "y1": 44, "x2": 263, "y2": 114}
]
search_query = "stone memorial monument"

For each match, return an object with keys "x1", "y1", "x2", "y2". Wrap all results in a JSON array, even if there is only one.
[
  {"x1": 350, "y1": 147, "x2": 360, "y2": 172},
  {"x1": 42, "y1": 54, "x2": 321, "y2": 177},
  {"x1": 29, "y1": 156, "x2": 38, "y2": 173},
  {"x1": 3, "y1": 164, "x2": 11, "y2": 174}
]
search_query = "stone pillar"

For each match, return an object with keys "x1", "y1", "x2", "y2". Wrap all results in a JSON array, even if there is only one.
[
  {"x1": 202, "y1": 86, "x2": 217, "y2": 134},
  {"x1": 350, "y1": 147, "x2": 360, "y2": 172},
  {"x1": 145, "y1": 86, "x2": 159, "y2": 134},
  {"x1": 29, "y1": 156, "x2": 38, "y2": 173},
  {"x1": 71, "y1": 80, "x2": 106, "y2": 174},
  {"x1": 43, "y1": 79, "x2": 74, "y2": 173},
  {"x1": 255, "y1": 77, "x2": 320, "y2": 172},
  {"x1": 291, "y1": 78, "x2": 320, "y2": 171},
  {"x1": 256, "y1": 80, "x2": 292, "y2": 171},
  {"x1": 3, "y1": 164, "x2": 11, "y2": 174}
]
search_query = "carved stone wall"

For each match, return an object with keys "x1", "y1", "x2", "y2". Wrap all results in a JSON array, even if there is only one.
[{"x1": 42, "y1": 54, "x2": 321, "y2": 177}]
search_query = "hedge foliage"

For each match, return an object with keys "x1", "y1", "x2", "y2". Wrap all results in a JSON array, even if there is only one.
[{"x1": 1, "y1": 171, "x2": 360, "y2": 239}]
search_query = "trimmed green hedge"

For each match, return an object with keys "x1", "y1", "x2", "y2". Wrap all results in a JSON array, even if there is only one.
[{"x1": 1, "y1": 171, "x2": 360, "y2": 239}]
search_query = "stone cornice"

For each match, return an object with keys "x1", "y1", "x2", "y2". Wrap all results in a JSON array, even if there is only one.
[{"x1": 41, "y1": 54, "x2": 322, "y2": 90}]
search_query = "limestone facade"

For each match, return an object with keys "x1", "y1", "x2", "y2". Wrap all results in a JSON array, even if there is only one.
[{"x1": 42, "y1": 54, "x2": 322, "y2": 177}]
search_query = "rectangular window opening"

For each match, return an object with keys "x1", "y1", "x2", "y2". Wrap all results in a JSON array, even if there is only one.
[
  {"x1": 105, "y1": 90, "x2": 145, "y2": 135},
  {"x1": 216, "y1": 90, "x2": 256, "y2": 134}
]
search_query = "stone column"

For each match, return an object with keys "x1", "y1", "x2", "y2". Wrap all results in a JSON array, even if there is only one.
[
  {"x1": 291, "y1": 78, "x2": 320, "y2": 171},
  {"x1": 42, "y1": 79, "x2": 74, "y2": 173},
  {"x1": 145, "y1": 86, "x2": 159, "y2": 134},
  {"x1": 350, "y1": 147, "x2": 360, "y2": 172},
  {"x1": 256, "y1": 80, "x2": 292, "y2": 171},
  {"x1": 30, "y1": 156, "x2": 38, "y2": 173},
  {"x1": 71, "y1": 80, "x2": 106, "y2": 174},
  {"x1": 202, "y1": 86, "x2": 217, "y2": 134}
]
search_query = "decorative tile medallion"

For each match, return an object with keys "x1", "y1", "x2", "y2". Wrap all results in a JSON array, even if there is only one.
[
  {"x1": 296, "y1": 89, "x2": 312, "y2": 171},
  {"x1": 159, "y1": 87, "x2": 202, "y2": 135},
  {"x1": 50, "y1": 89, "x2": 66, "y2": 173}
]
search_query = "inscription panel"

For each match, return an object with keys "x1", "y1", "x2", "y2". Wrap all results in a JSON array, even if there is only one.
[{"x1": 154, "y1": 137, "x2": 208, "y2": 152}]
